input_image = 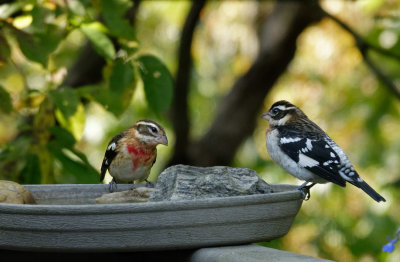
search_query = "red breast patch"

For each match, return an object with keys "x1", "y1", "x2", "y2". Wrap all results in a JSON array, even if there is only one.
[{"x1": 126, "y1": 145, "x2": 154, "y2": 170}]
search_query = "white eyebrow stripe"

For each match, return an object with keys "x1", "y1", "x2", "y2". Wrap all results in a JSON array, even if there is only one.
[
  {"x1": 137, "y1": 121, "x2": 159, "y2": 130},
  {"x1": 273, "y1": 105, "x2": 296, "y2": 111}
]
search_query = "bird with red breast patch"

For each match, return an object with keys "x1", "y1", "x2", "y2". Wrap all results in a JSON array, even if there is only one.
[{"x1": 100, "y1": 120, "x2": 168, "y2": 192}]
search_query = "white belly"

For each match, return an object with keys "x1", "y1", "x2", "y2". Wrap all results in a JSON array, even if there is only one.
[
  {"x1": 266, "y1": 129, "x2": 327, "y2": 183},
  {"x1": 109, "y1": 159, "x2": 151, "y2": 183}
]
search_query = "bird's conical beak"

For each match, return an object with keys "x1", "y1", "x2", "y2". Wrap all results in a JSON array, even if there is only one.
[
  {"x1": 261, "y1": 111, "x2": 270, "y2": 120},
  {"x1": 159, "y1": 134, "x2": 168, "y2": 146}
]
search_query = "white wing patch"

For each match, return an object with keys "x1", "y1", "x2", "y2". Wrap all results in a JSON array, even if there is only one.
[
  {"x1": 280, "y1": 137, "x2": 302, "y2": 144},
  {"x1": 107, "y1": 142, "x2": 116, "y2": 151},
  {"x1": 306, "y1": 139, "x2": 313, "y2": 150},
  {"x1": 298, "y1": 153, "x2": 319, "y2": 167}
]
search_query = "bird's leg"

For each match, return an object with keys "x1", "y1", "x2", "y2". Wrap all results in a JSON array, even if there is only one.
[
  {"x1": 297, "y1": 182, "x2": 316, "y2": 201},
  {"x1": 297, "y1": 181, "x2": 309, "y2": 200},
  {"x1": 108, "y1": 178, "x2": 117, "y2": 193},
  {"x1": 145, "y1": 179, "x2": 155, "y2": 188}
]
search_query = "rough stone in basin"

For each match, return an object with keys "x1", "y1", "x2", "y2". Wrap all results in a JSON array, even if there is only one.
[
  {"x1": 95, "y1": 187, "x2": 155, "y2": 204},
  {"x1": 0, "y1": 180, "x2": 36, "y2": 204},
  {"x1": 149, "y1": 165, "x2": 273, "y2": 202}
]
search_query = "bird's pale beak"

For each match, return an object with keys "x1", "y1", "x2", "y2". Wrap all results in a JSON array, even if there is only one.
[
  {"x1": 158, "y1": 134, "x2": 168, "y2": 146},
  {"x1": 261, "y1": 111, "x2": 270, "y2": 121}
]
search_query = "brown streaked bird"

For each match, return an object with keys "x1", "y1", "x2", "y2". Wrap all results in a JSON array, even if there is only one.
[
  {"x1": 262, "y1": 100, "x2": 385, "y2": 202},
  {"x1": 100, "y1": 120, "x2": 168, "y2": 192}
]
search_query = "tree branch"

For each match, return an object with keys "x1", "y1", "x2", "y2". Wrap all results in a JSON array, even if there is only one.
[
  {"x1": 318, "y1": 6, "x2": 400, "y2": 100},
  {"x1": 169, "y1": 0, "x2": 206, "y2": 165},
  {"x1": 182, "y1": 1, "x2": 322, "y2": 166}
]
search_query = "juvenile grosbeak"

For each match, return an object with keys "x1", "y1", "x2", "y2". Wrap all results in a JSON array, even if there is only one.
[
  {"x1": 262, "y1": 100, "x2": 385, "y2": 202},
  {"x1": 100, "y1": 120, "x2": 168, "y2": 192}
]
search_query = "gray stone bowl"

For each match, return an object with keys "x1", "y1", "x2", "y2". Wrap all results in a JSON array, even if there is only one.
[{"x1": 0, "y1": 184, "x2": 303, "y2": 252}]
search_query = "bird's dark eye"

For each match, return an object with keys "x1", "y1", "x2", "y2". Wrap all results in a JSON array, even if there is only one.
[
  {"x1": 271, "y1": 108, "x2": 280, "y2": 115},
  {"x1": 150, "y1": 126, "x2": 157, "y2": 133}
]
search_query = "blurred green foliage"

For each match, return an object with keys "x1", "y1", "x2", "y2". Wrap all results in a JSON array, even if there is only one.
[
  {"x1": 0, "y1": 0, "x2": 399, "y2": 261},
  {"x1": 0, "y1": 0, "x2": 173, "y2": 184}
]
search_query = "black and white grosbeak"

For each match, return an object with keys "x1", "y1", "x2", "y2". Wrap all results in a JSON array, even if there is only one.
[
  {"x1": 100, "y1": 120, "x2": 168, "y2": 192},
  {"x1": 262, "y1": 100, "x2": 385, "y2": 202}
]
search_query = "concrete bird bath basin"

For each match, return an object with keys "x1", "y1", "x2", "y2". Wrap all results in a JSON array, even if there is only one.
[
  {"x1": 0, "y1": 183, "x2": 303, "y2": 252},
  {"x1": 0, "y1": 184, "x2": 302, "y2": 252}
]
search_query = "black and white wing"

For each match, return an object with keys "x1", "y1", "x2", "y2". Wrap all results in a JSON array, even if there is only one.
[
  {"x1": 278, "y1": 129, "x2": 347, "y2": 187},
  {"x1": 100, "y1": 133, "x2": 125, "y2": 182},
  {"x1": 278, "y1": 128, "x2": 386, "y2": 202}
]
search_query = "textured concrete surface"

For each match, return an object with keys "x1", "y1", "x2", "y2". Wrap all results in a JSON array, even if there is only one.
[
  {"x1": 190, "y1": 244, "x2": 333, "y2": 262},
  {"x1": 1, "y1": 184, "x2": 302, "y2": 251},
  {"x1": 150, "y1": 165, "x2": 273, "y2": 201}
]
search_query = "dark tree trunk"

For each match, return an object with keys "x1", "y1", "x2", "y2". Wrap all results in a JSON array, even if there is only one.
[
  {"x1": 169, "y1": 0, "x2": 206, "y2": 166},
  {"x1": 169, "y1": 1, "x2": 323, "y2": 166}
]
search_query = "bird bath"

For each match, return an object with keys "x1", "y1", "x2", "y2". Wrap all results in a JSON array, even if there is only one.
[{"x1": 0, "y1": 183, "x2": 302, "y2": 252}]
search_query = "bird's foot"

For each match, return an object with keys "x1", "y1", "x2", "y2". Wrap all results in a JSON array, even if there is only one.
[
  {"x1": 108, "y1": 180, "x2": 117, "y2": 193},
  {"x1": 145, "y1": 179, "x2": 155, "y2": 188},
  {"x1": 297, "y1": 182, "x2": 316, "y2": 201}
]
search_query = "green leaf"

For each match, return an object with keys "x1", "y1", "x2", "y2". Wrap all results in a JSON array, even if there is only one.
[
  {"x1": 138, "y1": 55, "x2": 174, "y2": 112},
  {"x1": 30, "y1": 5, "x2": 48, "y2": 33},
  {"x1": 80, "y1": 23, "x2": 116, "y2": 60},
  {"x1": 0, "y1": 34, "x2": 11, "y2": 63},
  {"x1": 76, "y1": 85, "x2": 100, "y2": 100},
  {"x1": 77, "y1": 85, "x2": 125, "y2": 116},
  {"x1": 20, "y1": 153, "x2": 42, "y2": 184},
  {"x1": 14, "y1": 24, "x2": 65, "y2": 67},
  {"x1": 66, "y1": 0, "x2": 86, "y2": 16},
  {"x1": 55, "y1": 103, "x2": 85, "y2": 141},
  {"x1": 49, "y1": 146, "x2": 99, "y2": 184},
  {"x1": 108, "y1": 59, "x2": 136, "y2": 115},
  {"x1": 77, "y1": 60, "x2": 136, "y2": 117},
  {"x1": 110, "y1": 58, "x2": 136, "y2": 95},
  {"x1": 110, "y1": 58, "x2": 135, "y2": 93},
  {"x1": 101, "y1": 0, "x2": 136, "y2": 41},
  {"x1": 49, "y1": 87, "x2": 80, "y2": 119},
  {"x1": 0, "y1": 85, "x2": 13, "y2": 114},
  {"x1": 0, "y1": 136, "x2": 31, "y2": 181},
  {"x1": 49, "y1": 87, "x2": 85, "y2": 140},
  {"x1": 49, "y1": 126, "x2": 76, "y2": 149}
]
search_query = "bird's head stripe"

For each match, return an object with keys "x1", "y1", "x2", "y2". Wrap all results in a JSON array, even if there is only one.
[
  {"x1": 137, "y1": 121, "x2": 159, "y2": 130},
  {"x1": 272, "y1": 105, "x2": 296, "y2": 111}
]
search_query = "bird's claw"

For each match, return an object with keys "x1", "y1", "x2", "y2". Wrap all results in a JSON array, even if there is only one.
[
  {"x1": 298, "y1": 186, "x2": 311, "y2": 201},
  {"x1": 297, "y1": 182, "x2": 315, "y2": 201},
  {"x1": 145, "y1": 179, "x2": 155, "y2": 188},
  {"x1": 108, "y1": 180, "x2": 117, "y2": 193}
]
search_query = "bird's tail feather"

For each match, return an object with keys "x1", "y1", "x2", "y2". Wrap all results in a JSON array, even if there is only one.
[
  {"x1": 355, "y1": 180, "x2": 386, "y2": 202},
  {"x1": 100, "y1": 167, "x2": 106, "y2": 182}
]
